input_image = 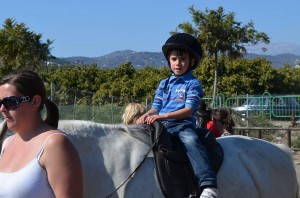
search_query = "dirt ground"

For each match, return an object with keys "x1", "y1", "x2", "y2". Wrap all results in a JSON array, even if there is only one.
[{"x1": 293, "y1": 151, "x2": 300, "y2": 183}]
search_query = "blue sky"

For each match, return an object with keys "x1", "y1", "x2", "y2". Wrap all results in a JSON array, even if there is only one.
[{"x1": 1, "y1": 0, "x2": 299, "y2": 57}]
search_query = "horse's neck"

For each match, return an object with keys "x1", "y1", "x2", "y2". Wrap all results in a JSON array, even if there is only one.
[
  {"x1": 59, "y1": 120, "x2": 151, "y2": 169},
  {"x1": 58, "y1": 120, "x2": 161, "y2": 197}
]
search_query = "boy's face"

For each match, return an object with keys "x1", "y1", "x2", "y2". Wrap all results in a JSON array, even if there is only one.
[{"x1": 169, "y1": 50, "x2": 195, "y2": 76}]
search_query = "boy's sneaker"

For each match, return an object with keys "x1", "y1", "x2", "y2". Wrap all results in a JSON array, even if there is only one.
[{"x1": 200, "y1": 188, "x2": 218, "y2": 198}]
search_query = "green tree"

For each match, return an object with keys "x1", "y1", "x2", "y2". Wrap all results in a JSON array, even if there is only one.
[
  {"x1": 219, "y1": 58, "x2": 276, "y2": 95},
  {"x1": 134, "y1": 66, "x2": 170, "y2": 100},
  {"x1": 0, "y1": 18, "x2": 53, "y2": 75},
  {"x1": 195, "y1": 57, "x2": 276, "y2": 96},
  {"x1": 174, "y1": 6, "x2": 269, "y2": 106},
  {"x1": 39, "y1": 62, "x2": 299, "y2": 108},
  {"x1": 275, "y1": 64, "x2": 300, "y2": 94}
]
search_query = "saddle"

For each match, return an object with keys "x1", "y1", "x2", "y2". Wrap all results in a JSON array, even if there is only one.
[{"x1": 150, "y1": 121, "x2": 224, "y2": 198}]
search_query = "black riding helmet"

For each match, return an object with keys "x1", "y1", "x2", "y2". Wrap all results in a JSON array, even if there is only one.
[{"x1": 162, "y1": 33, "x2": 202, "y2": 71}]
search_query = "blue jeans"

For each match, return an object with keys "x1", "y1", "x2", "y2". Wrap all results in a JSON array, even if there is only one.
[{"x1": 162, "y1": 120, "x2": 217, "y2": 188}]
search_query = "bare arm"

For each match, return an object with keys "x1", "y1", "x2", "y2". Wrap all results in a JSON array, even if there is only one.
[{"x1": 41, "y1": 132, "x2": 83, "y2": 198}]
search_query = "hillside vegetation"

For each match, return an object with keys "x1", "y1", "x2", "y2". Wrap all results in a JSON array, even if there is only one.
[{"x1": 40, "y1": 56, "x2": 300, "y2": 106}]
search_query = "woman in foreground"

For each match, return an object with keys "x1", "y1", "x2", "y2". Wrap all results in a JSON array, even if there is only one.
[{"x1": 0, "y1": 70, "x2": 83, "y2": 198}]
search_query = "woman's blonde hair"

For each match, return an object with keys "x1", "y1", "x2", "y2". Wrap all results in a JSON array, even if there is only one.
[{"x1": 122, "y1": 103, "x2": 146, "y2": 125}]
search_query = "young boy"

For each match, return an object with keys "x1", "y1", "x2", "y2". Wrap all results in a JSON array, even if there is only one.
[{"x1": 137, "y1": 33, "x2": 218, "y2": 198}]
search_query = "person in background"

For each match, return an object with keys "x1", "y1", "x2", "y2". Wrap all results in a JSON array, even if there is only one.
[
  {"x1": 196, "y1": 102, "x2": 222, "y2": 138},
  {"x1": 196, "y1": 100, "x2": 210, "y2": 129},
  {"x1": 212, "y1": 107, "x2": 235, "y2": 136},
  {"x1": 0, "y1": 70, "x2": 83, "y2": 198},
  {"x1": 137, "y1": 33, "x2": 218, "y2": 198},
  {"x1": 206, "y1": 112, "x2": 221, "y2": 138},
  {"x1": 122, "y1": 102, "x2": 146, "y2": 125}
]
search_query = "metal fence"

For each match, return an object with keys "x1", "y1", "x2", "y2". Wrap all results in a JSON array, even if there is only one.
[
  {"x1": 55, "y1": 97, "x2": 153, "y2": 124},
  {"x1": 234, "y1": 127, "x2": 300, "y2": 148},
  {"x1": 203, "y1": 92, "x2": 300, "y2": 120}
]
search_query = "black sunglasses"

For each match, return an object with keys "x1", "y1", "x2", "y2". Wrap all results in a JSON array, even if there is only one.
[{"x1": 0, "y1": 96, "x2": 31, "y2": 111}]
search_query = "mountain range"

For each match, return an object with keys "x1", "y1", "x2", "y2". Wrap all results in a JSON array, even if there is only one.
[{"x1": 50, "y1": 42, "x2": 300, "y2": 69}]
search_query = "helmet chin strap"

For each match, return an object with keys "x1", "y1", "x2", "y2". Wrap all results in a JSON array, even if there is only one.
[{"x1": 189, "y1": 57, "x2": 196, "y2": 70}]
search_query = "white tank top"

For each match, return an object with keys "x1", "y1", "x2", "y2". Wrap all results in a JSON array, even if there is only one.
[{"x1": 0, "y1": 133, "x2": 65, "y2": 198}]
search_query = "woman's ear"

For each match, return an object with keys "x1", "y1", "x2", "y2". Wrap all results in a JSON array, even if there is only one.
[{"x1": 31, "y1": 95, "x2": 42, "y2": 109}]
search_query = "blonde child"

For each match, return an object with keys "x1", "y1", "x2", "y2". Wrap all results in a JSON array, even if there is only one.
[{"x1": 122, "y1": 103, "x2": 146, "y2": 125}]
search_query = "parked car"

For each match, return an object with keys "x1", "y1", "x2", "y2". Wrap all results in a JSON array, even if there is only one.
[{"x1": 231, "y1": 96, "x2": 300, "y2": 118}]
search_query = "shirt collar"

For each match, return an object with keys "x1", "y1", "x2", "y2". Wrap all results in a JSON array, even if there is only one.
[{"x1": 170, "y1": 71, "x2": 194, "y2": 81}]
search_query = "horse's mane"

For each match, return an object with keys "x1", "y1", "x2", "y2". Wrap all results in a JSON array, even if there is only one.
[
  {"x1": 58, "y1": 120, "x2": 153, "y2": 147},
  {"x1": 125, "y1": 124, "x2": 153, "y2": 147}
]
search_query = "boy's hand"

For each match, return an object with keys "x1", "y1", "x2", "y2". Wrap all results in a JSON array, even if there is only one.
[
  {"x1": 145, "y1": 114, "x2": 168, "y2": 124},
  {"x1": 137, "y1": 114, "x2": 162, "y2": 124},
  {"x1": 136, "y1": 109, "x2": 159, "y2": 124},
  {"x1": 136, "y1": 114, "x2": 148, "y2": 124}
]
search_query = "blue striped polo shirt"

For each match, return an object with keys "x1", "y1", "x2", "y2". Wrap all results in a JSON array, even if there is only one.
[{"x1": 151, "y1": 71, "x2": 204, "y2": 125}]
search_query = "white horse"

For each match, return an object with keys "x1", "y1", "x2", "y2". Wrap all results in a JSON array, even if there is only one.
[{"x1": 56, "y1": 120, "x2": 299, "y2": 198}]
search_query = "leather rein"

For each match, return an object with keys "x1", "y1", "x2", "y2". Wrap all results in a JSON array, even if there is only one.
[{"x1": 105, "y1": 125, "x2": 162, "y2": 198}]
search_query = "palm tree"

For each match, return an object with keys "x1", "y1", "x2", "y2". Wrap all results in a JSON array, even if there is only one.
[{"x1": 174, "y1": 6, "x2": 270, "y2": 107}]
